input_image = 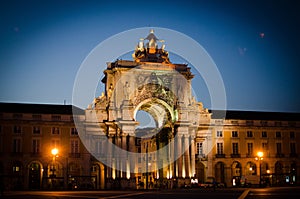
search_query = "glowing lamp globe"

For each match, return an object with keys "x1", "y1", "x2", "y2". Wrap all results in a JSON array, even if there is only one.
[{"x1": 51, "y1": 148, "x2": 58, "y2": 156}]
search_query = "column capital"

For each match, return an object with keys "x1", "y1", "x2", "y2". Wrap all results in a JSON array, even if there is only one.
[{"x1": 121, "y1": 133, "x2": 128, "y2": 137}]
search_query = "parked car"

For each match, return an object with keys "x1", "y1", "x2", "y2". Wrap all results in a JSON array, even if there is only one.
[
  {"x1": 216, "y1": 182, "x2": 225, "y2": 188},
  {"x1": 198, "y1": 182, "x2": 214, "y2": 188}
]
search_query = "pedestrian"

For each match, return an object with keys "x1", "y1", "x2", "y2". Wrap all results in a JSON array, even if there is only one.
[{"x1": 213, "y1": 180, "x2": 216, "y2": 191}]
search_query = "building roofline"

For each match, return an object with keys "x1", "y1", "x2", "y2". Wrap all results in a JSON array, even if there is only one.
[
  {"x1": 0, "y1": 102, "x2": 299, "y2": 121},
  {"x1": 0, "y1": 102, "x2": 84, "y2": 115},
  {"x1": 209, "y1": 110, "x2": 300, "y2": 121}
]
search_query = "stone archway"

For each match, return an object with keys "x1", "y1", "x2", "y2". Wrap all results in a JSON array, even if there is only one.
[
  {"x1": 195, "y1": 162, "x2": 205, "y2": 183},
  {"x1": 215, "y1": 162, "x2": 225, "y2": 183},
  {"x1": 84, "y1": 30, "x2": 205, "y2": 189},
  {"x1": 11, "y1": 160, "x2": 23, "y2": 190},
  {"x1": 232, "y1": 161, "x2": 242, "y2": 177},
  {"x1": 274, "y1": 161, "x2": 284, "y2": 185},
  {"x1": 91, "y1": 162, "x2": 105, "y2": 189},
  {"x1": 245, "y1": 161, "x2": 257, "y2": 175},
  {"x1": 28, "y1": 161, "x2": 42, "y2": 190},
  {"x1": 133, "y1": 98, "x2": 176, "y2": 128},
  {"x1": 290, "y1": 162, "x2": 297, "y2": 184},
  {"x1": 231, "y1": 161, "x2": 242, "y2": 186}
]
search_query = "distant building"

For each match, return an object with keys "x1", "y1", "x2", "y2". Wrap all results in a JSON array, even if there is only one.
[
  {"x1": 0, "y1": 30, "x2": 299, "y2": 190},
  {"x1": 0, "y1": 103, "x2": 95, "y2": 190}
]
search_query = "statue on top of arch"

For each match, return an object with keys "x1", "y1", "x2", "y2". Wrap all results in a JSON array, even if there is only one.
[{"x1": 132, "y1": 29, "x2": 171, "y2": 64}]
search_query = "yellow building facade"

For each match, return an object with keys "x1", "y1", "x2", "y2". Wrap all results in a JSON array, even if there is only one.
[
  {"x1": 0, "y1": 31, "x2": 299, "y2": 190},
  {"x1": 0, "y1": 105, "x2": 299, "y2": 190}
]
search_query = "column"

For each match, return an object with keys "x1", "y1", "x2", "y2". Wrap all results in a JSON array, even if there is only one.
[
  {"x1": 128, "y1": 135, "x2": 136, "y2": 178},
  {"x1": 190, "y1": 136, "x2": 196, "y2": 178},
  {"x1": 184, "y1": 135, "x2": 190, "y2": 178},
  {"x1": 206, "y1": 129, "x2": 213, "y2": 178},
  {"x1": 169, "y1": 135, "x2": 174, "y2": 179},
  {"x1": 116, "y1": 135, "x2": 122, "y2": 178},
  {"x1": 176, "y1": 134, "x2": 183, "y2": 178},
  {"x1": 107, "y1": 135, "x2": 113, "y2": 179},
  {"x1": 121, "y1": 134, "x2": 127, "y2": 178}
]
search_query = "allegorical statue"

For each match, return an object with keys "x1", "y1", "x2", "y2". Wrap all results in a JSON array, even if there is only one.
[{"x1": 132, "y1": 29, "x2": 170, "y2": 64}]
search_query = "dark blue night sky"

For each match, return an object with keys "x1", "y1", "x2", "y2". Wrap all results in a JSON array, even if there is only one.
[{"x1": 0, "y1": 0, "x2": 299, "y2": 112}]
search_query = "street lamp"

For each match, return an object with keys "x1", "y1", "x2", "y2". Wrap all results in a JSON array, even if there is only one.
[
  {"x1": 51, "y1": 148, "x2": 58, "y2": 188},
  {"x1": 256, "y1": 151, "x2": 263, "y2": 187},
  {"x1": 51, "y1": 148, "x2": 58, "y2": 157}
]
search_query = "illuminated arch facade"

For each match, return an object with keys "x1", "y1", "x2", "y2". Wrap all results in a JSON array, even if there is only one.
[{"x1": 85, "y1": 30, "x2": 211, "y2": 189}]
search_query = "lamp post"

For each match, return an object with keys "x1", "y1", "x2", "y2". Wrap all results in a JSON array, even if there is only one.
[
  {"x1": 256, "y1": 151, "x2": 263, "y2": 187},
  {"x1": 51, "y1": 148, "x2": 58, "y2": 188}
]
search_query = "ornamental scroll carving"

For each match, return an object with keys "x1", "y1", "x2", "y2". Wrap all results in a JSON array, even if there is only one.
[{"x1": 133, "y1": 73, "x2": 176, "y2": 107}]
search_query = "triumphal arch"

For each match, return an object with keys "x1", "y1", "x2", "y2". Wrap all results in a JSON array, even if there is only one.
[{"x1": 85, "y1": 30, "x2": 211, "y2": 189}]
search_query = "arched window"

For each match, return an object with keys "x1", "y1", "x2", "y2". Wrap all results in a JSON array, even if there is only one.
[
  {"x1": 232, "y1": 161, "x2": 242, "y2": 177},
  {"x1": 245, "y1": 161, "x2": 256, "y2": 175}
]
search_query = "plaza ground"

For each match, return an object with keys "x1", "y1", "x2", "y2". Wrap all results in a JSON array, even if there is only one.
[{"x1": 1, "y1": 186, "x2": 300, "y2": 199}]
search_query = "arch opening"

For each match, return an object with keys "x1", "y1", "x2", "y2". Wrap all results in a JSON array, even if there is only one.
[
  {"x1": 136, "y1": 110, "x2": 156, "y2": 129},
  {"x1": 134, "y1": 98, "x2": 174, "y2": 138}
]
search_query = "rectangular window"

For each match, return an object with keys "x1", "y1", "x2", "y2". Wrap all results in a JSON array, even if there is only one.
[
  {"x1": 232, "y1": 131, "x2": 238, "y2": 137},
  {"x1": 32, "y1": 139, "x2": 40, "y2": 153},
  {"x1": 232, "y1": 143, "x2": 239, "y2": 154},
  {"x1": 262, "y1": 131, "x2": 267, "y2": 138},
  {"x1": 52, "y1": 127, "x2": 60, "y2": 135},
  {"x1": 32, "y1": 114, "x2": 42, "y2": 120},
  {"x1": 262, "y1": 142, "x2": 269, "y2": 151},
  {"x1": 71, "y1": 140, "x2": 79, "y2": 153},
  {"x1": 33, "y1": 126, "x2": 41, "y2": 134},
  {"x1": 51, "y1": 115, "x2": 61, "y2": 121},
  {"x1": 290, "y1": 132, "x2": 295, "y2": 139},
  {"x1": 217, "y1": 143, "x2": 223, "y2": 154},
  {"x1": 13, "y1": 126, "x2": 22, "y2": 134},
  {"x1": 217, "y1": 131, "x2": 223, "y2": 137},
  {"x1": 247, "y1": 131, "x2": 253, "y2": 138},
  {"x1": 276, "y1": 143, "x2": 282, "y2": 154},
  {"x1": 290, "y1": 143, "x2": 296, "y2": 154},
  {"x1": 12, "y1": 138, "x2": 21, "y2": 153},
  {"x1": 276, "y1": 131, "x2": 281, "y2": 138},
  {"x1": 247, "y1": 143, "x2": 253, "y2": 155},
  {"x1": 71, "y1": 128, "x2": 78, "y2": 136},
  {"x1": 95, "y1": 141, "x2": 101, "y2": 154},
  {"x1": 196, "y1": 142, "x2": 203, "y2": 155}
]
